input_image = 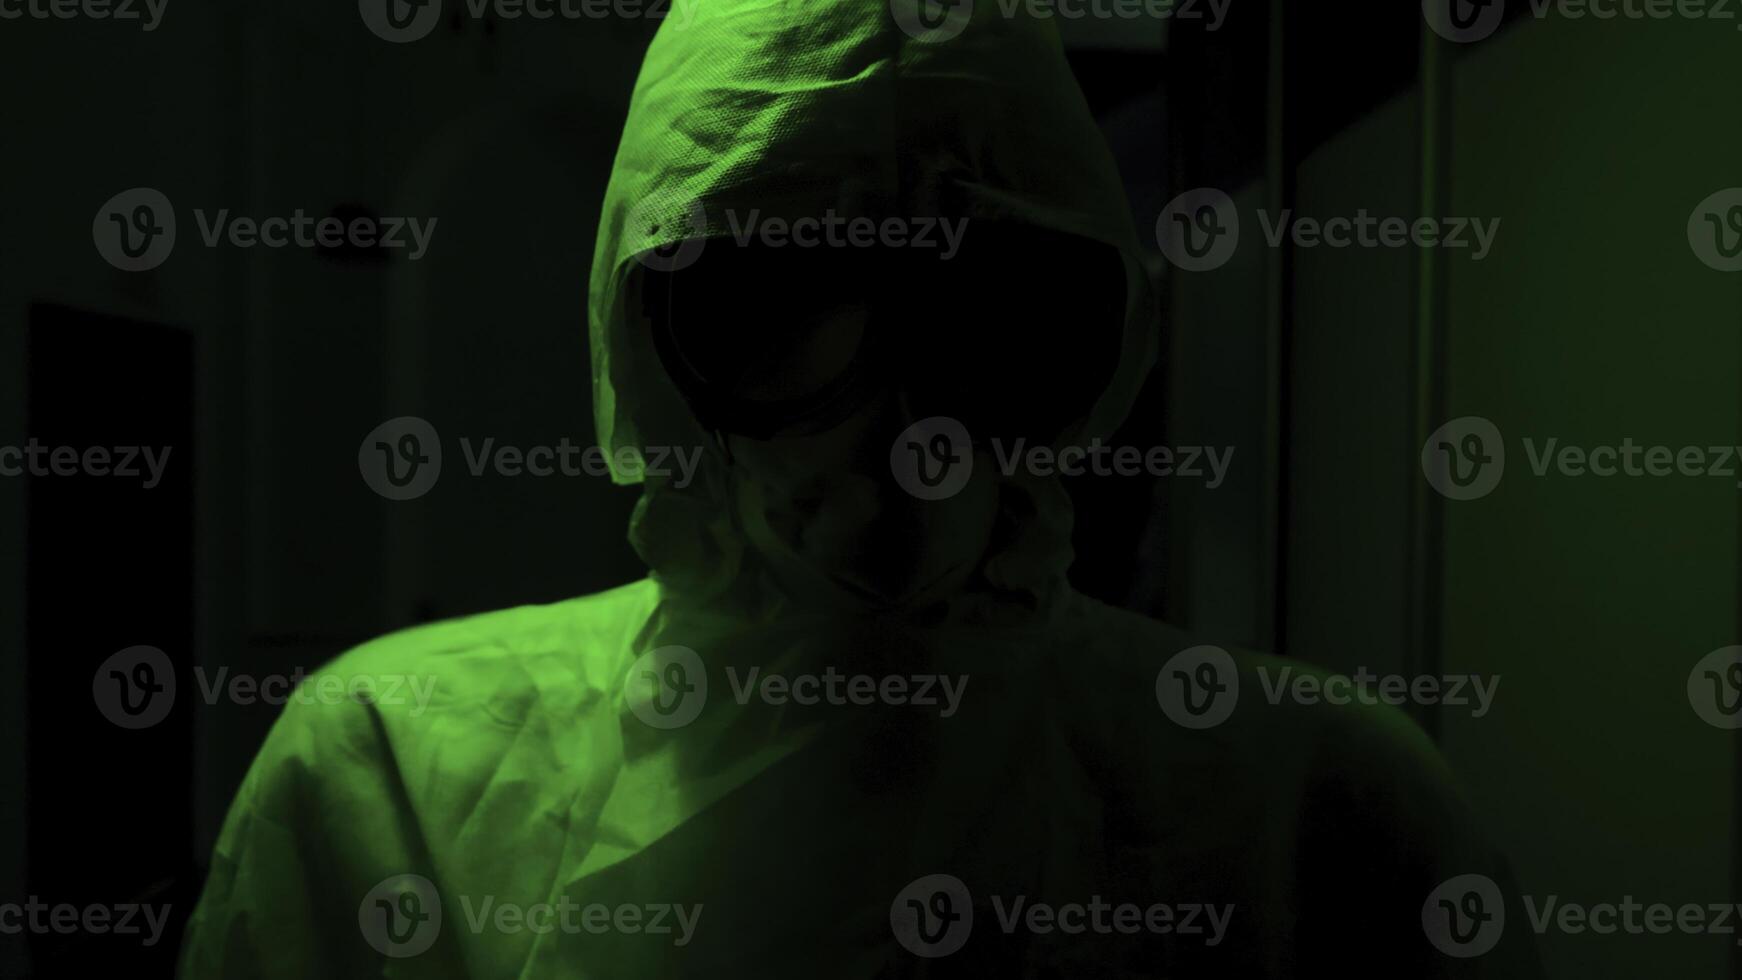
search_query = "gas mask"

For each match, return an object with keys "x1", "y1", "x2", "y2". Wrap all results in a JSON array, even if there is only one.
[{"x1": 642, "y1": 225, "x2": 1126, "y2": 610}]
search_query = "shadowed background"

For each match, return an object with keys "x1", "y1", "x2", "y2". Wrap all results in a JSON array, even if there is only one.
[{"x1": 0, "y1": 2, "x2": 1736, "y2": 976}]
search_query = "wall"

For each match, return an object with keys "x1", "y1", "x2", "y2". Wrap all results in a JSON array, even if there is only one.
[{"x1": 1443, "y1": 14, "x2": 1740, "y2": 978}]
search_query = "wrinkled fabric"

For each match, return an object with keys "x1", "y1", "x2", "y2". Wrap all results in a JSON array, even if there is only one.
[
  {"x1": 180, "y1": 1, "x2": 1540, "y2": 977},
  {"x1": 180, "y1": 583, "x2": 1539, "y2": 977}
]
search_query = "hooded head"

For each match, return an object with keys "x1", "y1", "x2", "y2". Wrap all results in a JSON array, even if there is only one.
[{"x1": 587, "y1": 0, "x2": 1158, "y2": 623}]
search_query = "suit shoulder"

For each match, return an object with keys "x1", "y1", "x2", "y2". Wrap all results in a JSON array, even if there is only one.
[
  {"x1": 329, "y1": 577, "x2": 659, "y2": 681},
  {"x1": 261, "y1": 578, "x2": 659, "y2": 751}
]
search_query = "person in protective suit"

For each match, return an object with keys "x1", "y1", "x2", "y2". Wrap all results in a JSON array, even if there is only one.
[{"x1": 180, "y1": 1, "x2": 1541, "y2": 976}]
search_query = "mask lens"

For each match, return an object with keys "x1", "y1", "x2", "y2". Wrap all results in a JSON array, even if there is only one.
[
  {"x1": 650, "y1": 246, "x2": 880, "y2": 437},
  {"x1": 647, "y1": 229, "x2": 1127, "y2": 442},
  {"x1": 671, "y1": 301, "x2": 868, "y2": 405}
]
